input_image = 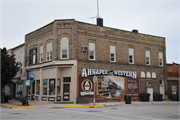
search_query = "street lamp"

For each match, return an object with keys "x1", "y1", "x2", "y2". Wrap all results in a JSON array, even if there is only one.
[{"x1": 24, "y1": 66, "x2": 30, "y2": 106}]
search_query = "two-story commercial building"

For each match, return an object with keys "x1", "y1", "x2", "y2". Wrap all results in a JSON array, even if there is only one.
[{"x1": 24, "y1": 18, "x2": 166, "y2": 103}]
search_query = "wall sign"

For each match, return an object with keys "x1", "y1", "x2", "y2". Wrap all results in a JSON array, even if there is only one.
[
  {"x1": 126, "y1": 77, "x2": 140, "y2": 97},
  {"x1": 82, "y1": 69, "x2": 136, "y2": 78},
  {"x1": 80, "y1": 79, "x2": 94, "y2": 96}
]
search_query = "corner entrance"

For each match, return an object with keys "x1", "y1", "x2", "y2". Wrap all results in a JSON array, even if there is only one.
[{"x1": 63, "y1": 84, "x2": 70, "y2": 101}]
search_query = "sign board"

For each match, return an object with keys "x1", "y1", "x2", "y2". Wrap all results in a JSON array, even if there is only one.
[
  {"x1": 82, "y1": 68, "x2": 137, "y2": 78},
  {"x1": 21, "y1": 77, "x2": 26, "y2": 80},
  {"x1": 26, "y1": 80, "x2": 30, "y2": 86},
  {"x1": 80, "y1": 79, "x2": 94, "y2": 96},
  {"x1": 16, "y1": 71, "x2": 21, "y2": 78},
  {"x1": 29, "y1": 73, "x2": 34, "y2": 79}
]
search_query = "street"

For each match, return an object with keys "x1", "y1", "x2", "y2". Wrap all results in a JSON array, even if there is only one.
[{"x1": 1, "y1": 104, "x2": 180, "y2": 120}]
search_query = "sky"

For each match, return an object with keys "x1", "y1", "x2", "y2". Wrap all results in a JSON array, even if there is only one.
[{"x1": 0, "y1": 0, "x2": 179, "y2": 64}]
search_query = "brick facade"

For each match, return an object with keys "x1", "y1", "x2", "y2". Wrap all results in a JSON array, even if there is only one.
[
  {"x1": 166, "y1": 63, "x2": 179, "y2": 99},
  {"x1": 25, "y1": 19, "x2": 166, "y2": 101}
]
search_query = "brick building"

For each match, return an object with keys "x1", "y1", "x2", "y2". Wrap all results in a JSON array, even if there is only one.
[
  {"x1": 166, "y1": 62, "x2": 179, "y2": 99},
  {"x1": 24, "y1": 19, "x2": 166, "y2": 103},
  {"x1": 4, "y1": 43, "x2": 25, "y2": 99}
]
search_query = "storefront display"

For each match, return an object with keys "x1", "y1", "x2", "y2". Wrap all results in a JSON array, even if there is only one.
[
  {"x1": 36, "y1": 80, "x2": 40, "y2": 95},
  {"x1": 43, "y1": 79, "x2": 48, "y2": 95}
]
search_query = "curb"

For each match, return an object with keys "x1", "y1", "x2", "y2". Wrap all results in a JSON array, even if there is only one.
[
  {"x1": 7, "y1": 106, "x2": 35, "y2": 109},
  {"x1": 63, "y1": 105, "x2": 105, "y2": 108}
]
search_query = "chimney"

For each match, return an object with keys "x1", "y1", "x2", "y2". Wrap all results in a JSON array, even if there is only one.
[
  {"x1": 97, "y1": 18, "x2": 103, "y2": 27},
  {"x1": 132, "y1": 29, "x2": 138, "y2": 33}
]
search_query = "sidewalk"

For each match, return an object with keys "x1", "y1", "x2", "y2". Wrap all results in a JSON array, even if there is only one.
[{"x1": 1, "y1": 100, "x2": 180, "y2": 109}]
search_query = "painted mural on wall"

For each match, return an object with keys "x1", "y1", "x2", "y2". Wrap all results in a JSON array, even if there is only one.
[
  {"x1": 97, "y1": 76, "x2": 125, "y2": 98},
  {"x1": 78, "y1": 69, "x2": 141, "y2": 100}
]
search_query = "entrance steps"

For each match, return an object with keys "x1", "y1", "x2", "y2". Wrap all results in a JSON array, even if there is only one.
[{"x1": 54, "y1": 101, "x2": 74, "y2": 104}]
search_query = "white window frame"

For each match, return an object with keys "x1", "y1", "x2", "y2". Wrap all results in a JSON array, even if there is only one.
[
  {"x1": 60, "y1": 37, "x2": 69, "y2": 59},
  {"x1": 40, "y1": 53, "x2": 43, "y2": 63},
  {"x1": 110, "y1": 46, "x2": 116, "y2": 62},
  {"x1": 146, "y1": 51, "x2": 150, "y2": 65},
  {"x1": 61, "y1": 49, "x2": 69, "y2": 59},
  {"x1": 129, "y1": 48, "x2": 134, "y2": 64},
  {"x1": 40, "y1": 46, "x2": 43, "y2": 63},
  {"x1": 46, "y1": 42, "x2": 52, "y2": 61},
  {"x1": 159, "y1": 52, "x2": 163, "y2": 66},
  {"x1": 89, "y1": 43, "x2": 95, "y2": 60}
]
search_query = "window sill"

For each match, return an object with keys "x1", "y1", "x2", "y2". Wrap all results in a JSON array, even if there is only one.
[{"x1": 89, "y1": 59, "x2": 96, "y2": 61}]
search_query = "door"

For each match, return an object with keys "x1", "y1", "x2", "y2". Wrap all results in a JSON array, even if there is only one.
[
  {"x1": 160, "y1": 80, "x2": 165, "y2": 99},
  {"x1": 12, "y1": 84, "x2": 16, "y2": 99},
  {"x1": 63, "y1": 84, "x2": 70, "y2": 101},
  {"x1": 147, "y1": 88, "x2": 153, "y2": 101}
]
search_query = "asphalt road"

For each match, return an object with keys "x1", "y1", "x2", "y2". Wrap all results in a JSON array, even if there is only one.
[{"x1": 1, "y1": 104, "x2": 180, "y2": 120}]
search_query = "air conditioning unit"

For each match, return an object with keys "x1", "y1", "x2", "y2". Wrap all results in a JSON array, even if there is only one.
[
  {"x1": 146, "y1": 81, "x2": 151, "y2": 86},
  {"x1": 82, "y1": 47, "x2": 88, "y2": 51},
  {"x1": 25, "y1": 56, "x2": 29, "y2": 61}
]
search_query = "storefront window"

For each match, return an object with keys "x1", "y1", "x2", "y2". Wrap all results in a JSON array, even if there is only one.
[
  {"x1": 43, "y1": 79, "x2": 48, "y2": 95},
  {"x1": 57, "y1": 79, "x2": 61, "y2": 95},
  {"x1": 32, "y1": 81, "x2": 35, "y2": 94},
  {"x1": 28, "y1": 84, "x2": 31, "y2": 95},
  {"x1": 16, "y1": 83, "x2": 23, "y2": 96},
  {"x1": 36, "y1": 80, "x2": 40, "y2": 95},
  {"x1": 49, "y1": 79, "x2": 55, "y2": 95}
]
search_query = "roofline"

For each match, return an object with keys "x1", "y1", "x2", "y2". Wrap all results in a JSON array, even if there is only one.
[
  {"x1": 25, "y1": 19, "x2": 75, "y2": 36},
  {"x1": 11, "y1": 43, "x2": 25, "y2": 50},
  {"x1": 166, "y1": 63, "x2": 180, "y2": 66},
  {"x1": 25, "y1": 21, "x2": 54, "y2": 37},
  {"x1": 25, "y1": 18, "x2": 165, "y2": 39},
  {"x1": 75, "y1": 20, "x2": 165, "y2": 39}
]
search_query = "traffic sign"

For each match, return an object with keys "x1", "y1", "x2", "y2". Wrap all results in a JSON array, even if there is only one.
[{"x1": 26, "y1": 80, "x2": 30, "y2": 86}]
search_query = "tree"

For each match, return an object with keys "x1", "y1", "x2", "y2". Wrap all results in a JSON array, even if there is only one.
[{"x1": 1, "y1": 47, "x2": 21, "y2": 102}]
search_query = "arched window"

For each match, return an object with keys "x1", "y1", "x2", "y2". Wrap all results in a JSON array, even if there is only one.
[
  {"x1": 152, "y1": 72, "x2": 156, "y2": 78},
  {"x1": 147, "y1": 72, "x2": 151, "y2": 78},
  {"x1": 60, "y1": 37, "x2": 69, "y2": 59},
  {"x1": 46, "y1": 42, "x2": 52, "y2": 61},
  {"x1": 141, "y1": 71, "x2": 145, "y2": 78}
]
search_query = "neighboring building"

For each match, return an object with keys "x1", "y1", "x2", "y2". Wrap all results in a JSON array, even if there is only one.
[
  {"x1": 24, "y1": 18, "x2": 166, "y2": 103},
  {"x1": 5, "y1": 43, "x2": 25, "y2": 99},
  {"x1": 166, "y1": 62, "x2": 180, "y2": 99}
]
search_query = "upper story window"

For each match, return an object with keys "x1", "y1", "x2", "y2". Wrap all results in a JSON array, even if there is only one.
[
  {"x1": 146, "y1": 51, "x2": 150, "y2": 65},
  {"x1": 46, "y1": 42, "x2": 52, "y2": 61},
  {"x1": 60, "y1": 37, "x2": 69, "y2": 59},
  {"x1": 129, "y1": 48, "x2": 134, "y2": 64},
  {"x1": 89, "y1": 43, "x2": 95, "y2": 60},
  {"x1": 110, "y1": 45, "x2": 116, "y2": 62},
  {"x1": 159, "y1": 52, "x2": 163, "y2": 66},
  {"x1": 40, "y1": 46, "x2": 43, "y2": 63},
  {"x1": 29, "y1": 48, "x2": 37, "y2": 65}
]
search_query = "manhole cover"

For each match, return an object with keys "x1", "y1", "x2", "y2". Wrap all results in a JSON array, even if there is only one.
[{"x1": 111, "y1": 108, "x2": 117, "y2": 109}]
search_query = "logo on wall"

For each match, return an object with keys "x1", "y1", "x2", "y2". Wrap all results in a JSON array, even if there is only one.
[{"x1": 80, "y1": 79, "x2": 94, "y2": 96}]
